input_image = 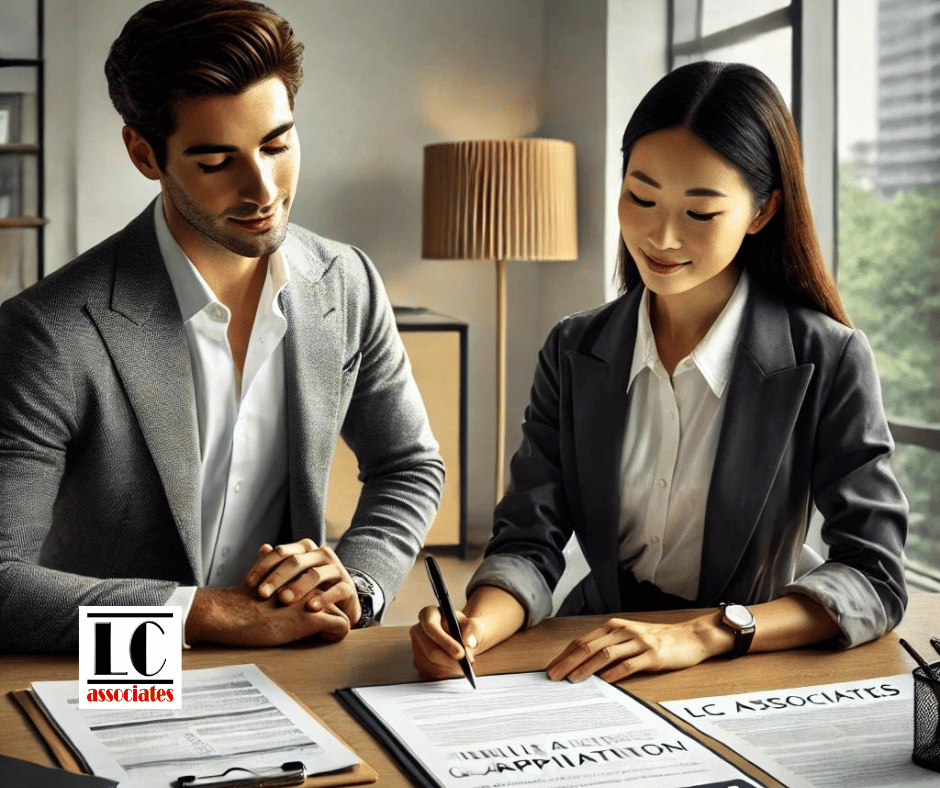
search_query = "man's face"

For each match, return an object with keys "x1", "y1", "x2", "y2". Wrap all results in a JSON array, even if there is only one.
[{"x1": 159, "y1": 76, "x2": 300, "y2": 263}]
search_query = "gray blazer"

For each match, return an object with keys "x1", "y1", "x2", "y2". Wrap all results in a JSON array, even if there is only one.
[
  {"x1": 0, "y1": 202, "x2": 444, "y2": 652},
  {"x1": 470, "y1": 281, "x2": 908, "y2": 647}
]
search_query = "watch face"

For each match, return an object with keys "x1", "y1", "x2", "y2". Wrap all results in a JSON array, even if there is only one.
[{"x1": 724, "y1": 604, "x2": 754, "y2": 628}]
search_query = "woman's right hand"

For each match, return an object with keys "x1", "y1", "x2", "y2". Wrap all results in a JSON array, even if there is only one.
[
  {"x1": 410, "y1": 605, "x2": 482, "y2": 680},
  {"x1": 410, "y1": 585, "x2": 527, "y2": 680}
]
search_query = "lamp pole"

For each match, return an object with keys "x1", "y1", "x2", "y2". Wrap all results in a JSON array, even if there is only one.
[{"x1": 495, "y1": 257, "x2": 507, "y2": 506}]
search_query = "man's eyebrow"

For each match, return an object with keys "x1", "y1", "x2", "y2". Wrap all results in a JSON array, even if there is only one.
[
  {"x1": 183, "y1": 121, "x2": 295, "y2": 156},
  {"x1": 628, "y1": 169, "x2": 727, "y2": 198},
  {"x1": 261, "y1": 121, "x2": 294, "y2": 144}
]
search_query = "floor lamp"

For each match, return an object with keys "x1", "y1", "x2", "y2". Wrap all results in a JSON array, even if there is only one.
[{"x1": 421, "y1": 139, "x2": 578, "y2": 505}]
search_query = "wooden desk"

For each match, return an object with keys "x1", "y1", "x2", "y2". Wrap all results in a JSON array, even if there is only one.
[{"x1": 2, "y1": 594, "x2": 935, "y2": 787}]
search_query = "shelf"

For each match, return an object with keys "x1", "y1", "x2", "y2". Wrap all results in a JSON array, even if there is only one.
[
  {"x1": 0, "y1": 144, "x2": 41, "y2": 155},
  {"x1": 0, "y1": 218, "x2": 47, "y2": 228}
]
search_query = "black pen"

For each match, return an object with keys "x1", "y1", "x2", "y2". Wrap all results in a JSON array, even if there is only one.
[
  {"x1": 931, "y1": 637, "x2": 940, "y2": 660},
  {"x1": 899, "y1": 638, "x2": 939, "y2": 680},
  {"x1": 424, "y1": 555, "x2": 477, "y2": 689}
]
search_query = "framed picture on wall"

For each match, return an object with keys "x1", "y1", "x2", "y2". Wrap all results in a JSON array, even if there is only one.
[
  {"x1": 0, "y1": 93, "x2": 22, "y2": 144},
  {"x1": 0, "y1": 94, "x2": 24, "y2": 219}
]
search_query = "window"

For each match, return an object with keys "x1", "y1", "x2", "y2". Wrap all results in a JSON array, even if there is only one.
[
  {"x1": 669, "y1": 0, "x2": 797, "y2": 121},
  {"x1": 837, "y1": 0, "x2": 940, "y2": 586}
]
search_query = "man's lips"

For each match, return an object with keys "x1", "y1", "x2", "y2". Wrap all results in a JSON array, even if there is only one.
[{"x1": 229, "y1": 213, "x2": 277, "y2": 232}]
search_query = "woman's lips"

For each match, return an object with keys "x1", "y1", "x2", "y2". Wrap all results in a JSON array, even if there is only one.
[{"x1": 643, "y1": 250, "x2": 688, "y2": 275}]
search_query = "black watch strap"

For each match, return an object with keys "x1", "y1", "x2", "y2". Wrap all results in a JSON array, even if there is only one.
[{"x1": 719, "y1": 602, "x2": 756, "y2": 658}]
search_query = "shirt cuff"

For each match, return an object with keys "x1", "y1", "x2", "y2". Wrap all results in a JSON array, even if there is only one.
[
  {"x1": 466, "y1": 554, "x2": 554, "y2": 628},
  {"x1": 165, "y1": 585, "x2": 197, "y2": 649}
]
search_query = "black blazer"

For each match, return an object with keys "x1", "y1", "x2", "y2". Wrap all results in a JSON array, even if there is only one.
[{"x1": 474, "y1": 279, "x2": 907, "y2": 646}]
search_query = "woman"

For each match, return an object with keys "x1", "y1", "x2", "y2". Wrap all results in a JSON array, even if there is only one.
[{"x1": 411, "y1": 62, "x2": 907, "y2": 683}]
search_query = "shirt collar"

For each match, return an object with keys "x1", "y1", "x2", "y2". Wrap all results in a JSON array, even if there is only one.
[
  {"x1": 628, "y1": 269, "x2": 750, "y2": 398},
  {"x1": 153, "y1": 197, "x2": 291, "y2": 324}
]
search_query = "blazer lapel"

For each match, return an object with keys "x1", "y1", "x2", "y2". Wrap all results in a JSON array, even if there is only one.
[
  {"x1": 570, "y1": 289, "x2": 643, "y2": 613},
  {"x1": 698, "y1": 286, "x2": 814, "y2": 603},
  {"x1": 86, "y1": 203, "x2": 202, "y2": 579},
  {"x1": 278, "y1": 232, "x2": 337, "y2": 542}
]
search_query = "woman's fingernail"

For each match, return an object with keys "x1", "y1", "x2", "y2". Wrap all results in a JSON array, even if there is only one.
[
  {"x1": 281, "y1": 590, "x2": 294, "y2": 602},
  {"x1": 466, "y1": 634, "x2": 478, "y2": 649},
  {"x1": 260, "y1": 584, "x2": 273, "y2": 597}
]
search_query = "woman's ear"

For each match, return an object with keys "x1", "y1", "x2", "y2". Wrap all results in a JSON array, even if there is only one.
[
  {"x1": 122, "y1": 126, "x2": 161, "y2": 181},
  {"x1": 746, "y1": 188, "x2": 782, "y2": 234}
]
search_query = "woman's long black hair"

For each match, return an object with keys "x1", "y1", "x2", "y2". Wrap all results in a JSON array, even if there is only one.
[{"x1": 616, "y1": 61, "x2": 849, "y2": 326}]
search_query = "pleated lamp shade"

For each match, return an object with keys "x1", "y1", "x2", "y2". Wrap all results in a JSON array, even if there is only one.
[{"x1": 422, "y1": 139, "x2": 578, "y2": 262}]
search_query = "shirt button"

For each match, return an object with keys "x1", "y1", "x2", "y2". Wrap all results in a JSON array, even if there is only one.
[
  {"x1": 209, "y1": 304, "x2": 226, "y2": 321},
  {"x1": 234, "y1": 482, "x2": 242, "y2": 493},
  {"x1": 221, "y1": 547, "x2": 230, "y2": 557},
  {"x1": 658, "y1": 478, "x2": 667, "y2": 488},
  {"x1": 651, "y1": 536, "x2": 661, "y2": 545}
]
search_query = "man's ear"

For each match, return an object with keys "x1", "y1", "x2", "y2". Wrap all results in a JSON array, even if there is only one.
[
  {"x1": 746, "y1": 188, "x2": 782, "y2": 235},
  {"x1": 122, "y1": 126, "x2": 161, "y2": 181}
]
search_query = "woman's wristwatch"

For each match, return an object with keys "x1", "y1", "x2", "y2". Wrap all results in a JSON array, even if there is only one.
[{"x1": 718, "y1": 602, "x2": 756, "y2": 658}]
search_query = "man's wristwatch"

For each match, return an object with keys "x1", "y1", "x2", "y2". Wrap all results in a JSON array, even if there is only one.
[
  {"x1": 348, "y1": 571, "x2": 377, "y2": 629},
  {"x1": 718, "y1": 602, "x2": 756, "y2": 658}
]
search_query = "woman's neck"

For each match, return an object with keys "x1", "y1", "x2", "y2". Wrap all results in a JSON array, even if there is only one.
[{"x1": 649, "y1": 266, "x2": 741, "y2": 375}]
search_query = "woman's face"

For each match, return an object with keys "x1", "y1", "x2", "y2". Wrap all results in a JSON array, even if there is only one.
[{"x1": 619, "y1": 126, "x2": 778, "y2": 300}]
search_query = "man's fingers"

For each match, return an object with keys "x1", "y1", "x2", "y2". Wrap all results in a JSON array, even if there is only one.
[
  {"x1": 244, "y1": 538, "x2": 317, "y2": 588},
  {"x1": 305, "y1": 580, "x2": 360, "y2": 623},
  {"x1": 309, "y1": 605, "x2": 351, "y2": 643}
]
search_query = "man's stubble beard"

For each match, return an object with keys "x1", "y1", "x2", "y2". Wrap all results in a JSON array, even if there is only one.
[{"x1": 163, "y1": 173, "x2": 290, "y2": 259}]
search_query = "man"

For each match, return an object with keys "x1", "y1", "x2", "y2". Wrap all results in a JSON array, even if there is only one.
[{"x1": 0, "y1": 0, "x2": 443, "y2": 652}]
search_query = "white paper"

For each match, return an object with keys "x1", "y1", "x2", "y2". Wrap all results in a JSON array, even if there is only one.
[
  {"x1": 662, "y1": 673, "x2": 939, "y2": 788},
  {"x1": 31, "y1": 663, "x2": 359, "y2": 787},
  {"x1": 350, "y1": 671, "x2": 763, "y2": 788}
]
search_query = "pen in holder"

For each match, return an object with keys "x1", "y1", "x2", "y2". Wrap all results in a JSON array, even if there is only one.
[{"x1": 912, "y1": 661, "x2": 940, "y2": 772}]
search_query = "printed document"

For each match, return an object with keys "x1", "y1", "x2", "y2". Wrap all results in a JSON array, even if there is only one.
[
  {"x1": 662, "y1": 672, "x2": 936, "y2": 788},
  {"x1": 30, "y1": 663, "x2": 359, "y2": 787},
  {"x1": 340, "y1": 671, "x2": 763, "y2": 788}
]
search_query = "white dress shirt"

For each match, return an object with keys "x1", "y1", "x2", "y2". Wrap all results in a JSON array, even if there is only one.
[
  {"x1": 155, "y1": 200, "x2": 290, "y2": 617},
  {"x1": 618, "y1": 271, "x2": 750, "y2": 600}
]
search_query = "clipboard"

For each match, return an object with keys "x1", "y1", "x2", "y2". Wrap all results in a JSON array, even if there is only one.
[{"x1": 12, "y1": 687, "x2": 379, "y2": 788}]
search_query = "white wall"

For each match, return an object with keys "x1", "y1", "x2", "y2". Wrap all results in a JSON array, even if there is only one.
[{"x1": 39, "y1": 0, "x2": 669, "y2": 546}]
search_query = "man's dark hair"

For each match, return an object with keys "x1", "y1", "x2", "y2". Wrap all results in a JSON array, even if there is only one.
[{"x1": 105, "y1": 0, "x2": 304, "y2": 170}]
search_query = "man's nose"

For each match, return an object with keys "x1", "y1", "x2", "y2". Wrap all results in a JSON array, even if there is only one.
[{"x1": 242, "y1": 156, "x2": 278, "y2": 208}]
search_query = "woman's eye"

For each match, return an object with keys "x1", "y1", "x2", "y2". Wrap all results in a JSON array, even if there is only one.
[
  {"x1": 263, "y1": 144, "x2": 290, "y2": 156},
  {"x1": 198, "y1": 158, "x2": 231, "y2": 174},
  {"x1": 630, "y1": 191, "x2": 655, "y2": 208},
  {"x1": 687, "y1": 210, "x2": 718, "y2": 222}
]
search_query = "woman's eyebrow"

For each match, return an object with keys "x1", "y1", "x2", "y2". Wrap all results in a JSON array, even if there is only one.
[{"x1": 629, "y1": 169, "x2": 727, "y2": 198}]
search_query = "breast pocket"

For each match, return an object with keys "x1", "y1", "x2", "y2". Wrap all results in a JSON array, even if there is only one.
[{"x1": 338, "y1": 352, "x2": 362, "y2": 416}]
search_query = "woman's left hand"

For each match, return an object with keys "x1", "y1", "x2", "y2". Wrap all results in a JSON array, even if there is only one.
[{"x1": 545, "y1": 614, "x2": 729, "y2": 683}]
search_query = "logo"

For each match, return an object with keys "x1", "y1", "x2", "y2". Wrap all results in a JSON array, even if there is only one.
[{"x1": 78, "y1": 606, "x2": 182, "y2": 709}]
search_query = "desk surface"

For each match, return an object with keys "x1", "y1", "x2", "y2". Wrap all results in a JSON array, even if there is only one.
[{"x1": 2, "y1": 593, "x2": 935, "y2": 787}]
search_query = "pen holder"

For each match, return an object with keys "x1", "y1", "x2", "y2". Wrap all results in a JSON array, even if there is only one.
[{"x1": 912, "y1": 663, "x2": 940, "y2": 772}]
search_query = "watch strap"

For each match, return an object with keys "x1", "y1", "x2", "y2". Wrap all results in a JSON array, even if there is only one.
[{"x1": 719, "y1": 602, "x2": 756, "y2": 658}]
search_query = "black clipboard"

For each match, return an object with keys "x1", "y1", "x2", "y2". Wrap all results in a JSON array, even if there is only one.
[
  {"x1": 335, "y1": 688, "x2": 440, "y2": 788},
  {"x1": 336, "y1": 676, "x2": 769, "y2": 788}
]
